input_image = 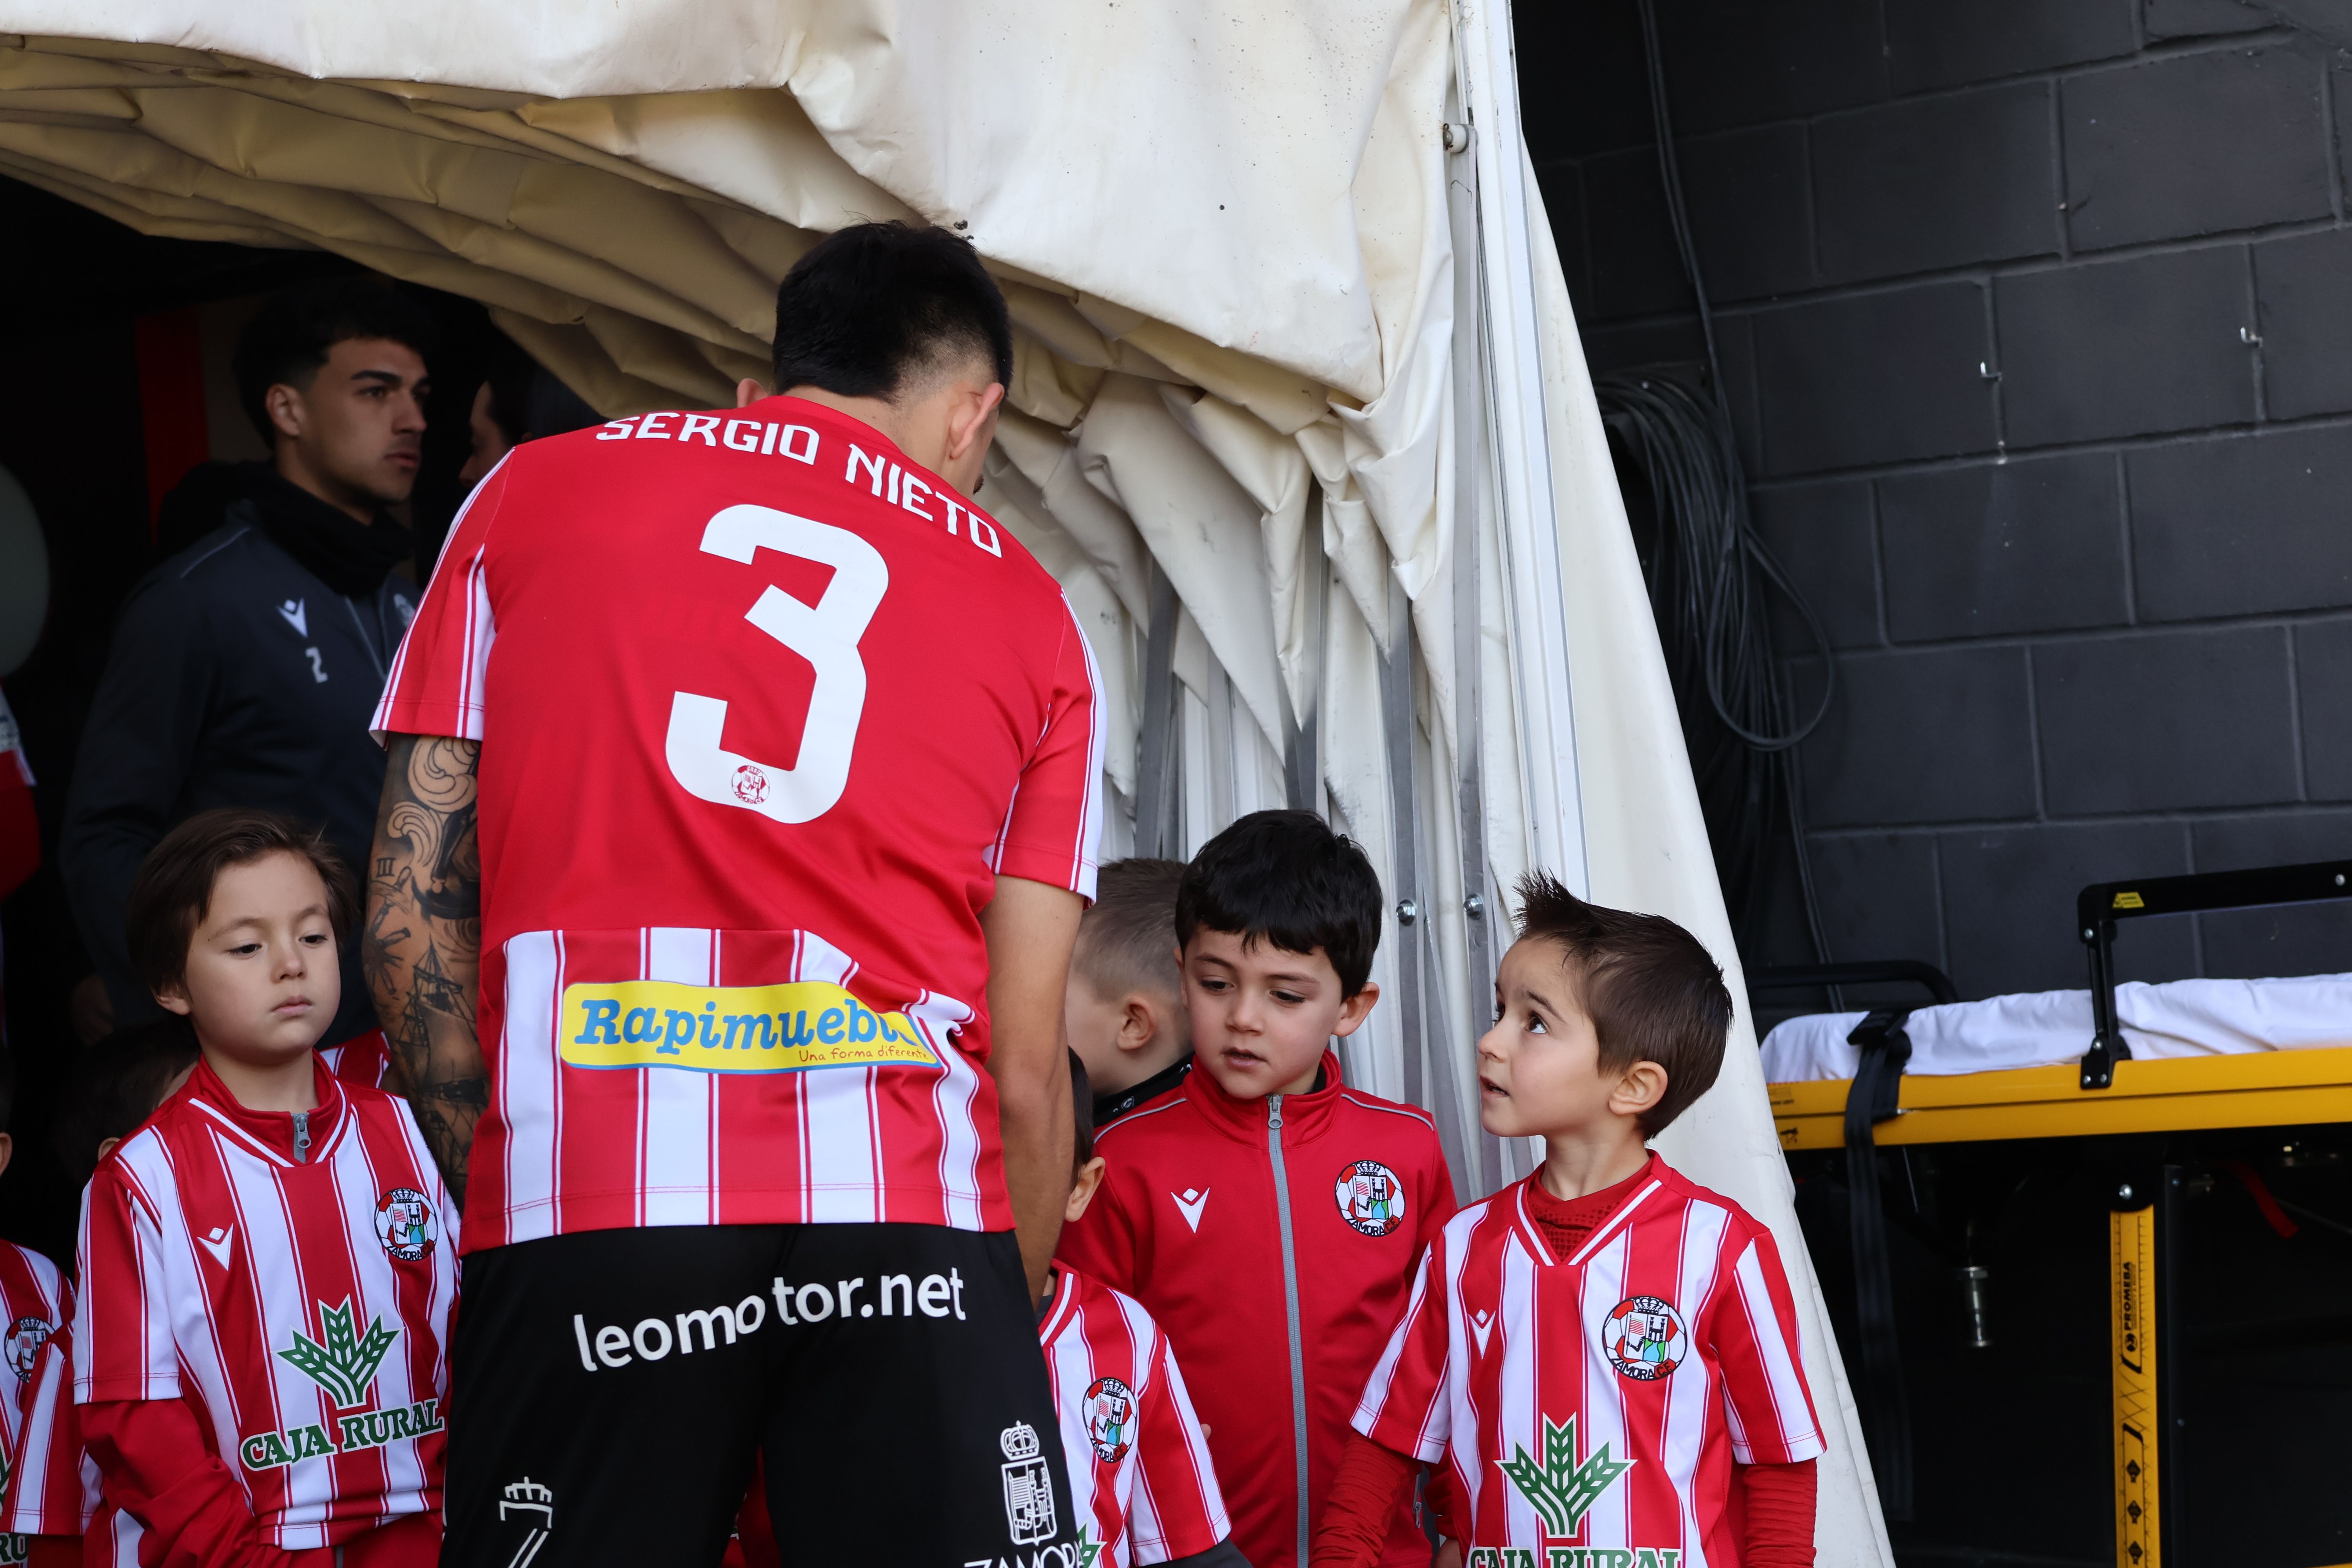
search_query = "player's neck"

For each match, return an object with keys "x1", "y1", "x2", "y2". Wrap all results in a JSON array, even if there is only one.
[
  {"x1": 200, "y1": 1044, "x2": 322, "y2": 1114},
  {"x1": 1536, "y1": 1126, "x2": 1651, "y2": 1201}
]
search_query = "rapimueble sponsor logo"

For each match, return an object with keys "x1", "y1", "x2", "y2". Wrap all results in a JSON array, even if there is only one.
[
  {"x1": 242, "y1": 1299, "x2": 441, "y2": 1472},
  {"x1": 560, "y1": 979, "x2": 940, "y2": 1074},
  {"x1": 1467, "y1": 1550, "x2": 1683, "y2": 1568},
  {"x1": 1334, "y1": 1160, "x2": 1407, "y2": 1237}
]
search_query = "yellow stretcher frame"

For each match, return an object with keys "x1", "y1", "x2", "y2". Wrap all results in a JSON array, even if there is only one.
[
  {"x1": 1769, "y1": 1045, "x2": 2352, "y2": 1151},
  {"x1": 1773, "y1": 1045, "x2": 2352, "y2": 1568}
]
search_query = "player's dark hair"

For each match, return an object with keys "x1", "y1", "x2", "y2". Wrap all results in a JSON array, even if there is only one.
[
  {"x1": 1069, "y1": 1050, "x2": 1096, "y2": 1171},
  {"x1": 0, "y1": 1047, "x2": 15, "y2": 1133},
  {"x1": 480, "y1": 336, "x2": 600, "y2": 446},
  {"x1": 1176, "y1": 810, "x2": 1383, "y2": 998},
  {"x1": 1076, "y1": 858, "x2": 1188, "y2": 1007},
  {"x1": 53, "y1": 1018, "x2": 201, "y2": 1185},
  {"x1": 232, "y1": 275, "x2": 435, "y2": 445},
  {"x1": 768, "y1": 221, "x2": 1014, "y2": 401},
  {"x1": 126, "y1": 808, "x2": 359, "y2": 1001},
  {"x1": 1513, "y1": 872, "x2": 1733, "y2": 1136}
]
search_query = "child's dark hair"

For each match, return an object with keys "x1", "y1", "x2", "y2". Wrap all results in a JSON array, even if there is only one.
[
  {"x1": 1175, "y1": 811, "x2": 1382, "y2": 997},
  {"x1": 1076, "y1": 858, "x2": 1187, "y2": 1002},
  {"x1": 1514, "y1": 872, "x2": 1733, "y2": 1135},
  {"x1": 54, "y1": 1018, "x2": 201, "y2": 1185},
  {"x1": 126, "y1": 808, "x2": 359, "y2": 1000},
  {"x1": 1069, "y1": 1051, "x2": 1096, "y2": 1171}
]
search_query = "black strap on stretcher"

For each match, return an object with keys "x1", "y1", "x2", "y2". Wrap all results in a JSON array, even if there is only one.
[
  {"x1": 2077, "y1": 857, "x2": 2352, "y2": 1089},
  {"x1": 1842, "y1": 1008, "x2": 1915, "y2": 1521}
]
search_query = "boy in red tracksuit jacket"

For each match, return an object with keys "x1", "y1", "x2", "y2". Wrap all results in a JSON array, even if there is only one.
[{"x1": 1058, "y1": 811, "x2": 1457, "y2": 1568}]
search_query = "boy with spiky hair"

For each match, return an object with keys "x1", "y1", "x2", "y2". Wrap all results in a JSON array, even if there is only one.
[
  {"x1": 74, "y1": 810, "x2": 456, "y2": 1566},
  {"x1": 1317, "y1": 875, "x2": 1824, "y2": 1568}
]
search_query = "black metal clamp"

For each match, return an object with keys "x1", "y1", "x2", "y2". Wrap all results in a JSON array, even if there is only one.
[
  {"x1": 2076, "y1": 859, "x2": 2352, "y2": 1091},
  {"x1": 1842, "y1": 1008, "x2": 1917, "y2": 1520}
]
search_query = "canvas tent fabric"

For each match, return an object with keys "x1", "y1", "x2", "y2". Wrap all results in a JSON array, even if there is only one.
[{"x1": 0, "y1": 5, "x2": 1892, "y2": 1561}]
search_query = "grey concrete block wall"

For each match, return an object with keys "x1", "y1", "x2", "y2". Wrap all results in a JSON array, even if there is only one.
[{"x1": 1528, "y1": 0, "x2": 2352, "y2": 1001}]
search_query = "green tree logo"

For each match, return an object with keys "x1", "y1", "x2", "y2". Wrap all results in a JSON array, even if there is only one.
[
  {"x1": 276, "y1": 1299, "x2": 399, "y2": 1410},
  {"x1": 1497, "y1": 1415, "x2": 1633, "y2": 1539}
]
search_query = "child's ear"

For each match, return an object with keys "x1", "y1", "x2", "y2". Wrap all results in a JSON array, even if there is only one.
[
  {"x1": 94, "y1": 1136, "x2": 121, "y2": 1166},
  {"x1": 1117, "y1": 996, "x2": 1157, "y2": 1055},
  {"x1": 1610, "y1": 1060, "x2": 1670, "y2": 1120},
  {"x1": 154, "y1": 985, "x2": 194, "y2": 1018},
  {"x1": 0, "y1": 1132, "x2": 14, "y2": 1182},
  {"x1": 1063, "y1": 1155, "x2": 1108, "y2": 1223},
  {"x1": 1330, "y1": 979, "x2": 1381, "y2": 1038}
]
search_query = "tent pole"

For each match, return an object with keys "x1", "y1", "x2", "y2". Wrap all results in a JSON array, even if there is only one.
[
  {"x1": 1136, "y1": 563, "x2": 1180, "y2": 859},
  {"x1": 1445, "y1": 87, "x2": 1505, "y2": 1195},
  {"x1": 1286, "y1": 481, "x2": 1328, "y2": 817},
  {"x1": 1381, "y1": 574, "x2": 1427, "y2": 1116}
]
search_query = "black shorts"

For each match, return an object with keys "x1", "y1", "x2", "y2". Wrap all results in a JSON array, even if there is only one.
[{"x1": 441, "y1": 1225, "x2": 1080, "y2": 1567}]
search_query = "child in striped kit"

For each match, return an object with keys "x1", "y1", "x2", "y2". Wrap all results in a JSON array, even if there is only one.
[
  {"x1": 73, "y1": 810, "x2": 456, "y2": 1566},
  {"x1": 1318, "y1": 876, "x2": 1826, "y2": 1568},
  {"x1": 4, "y1": 1018, "x2": 200, "y2": 1564},
  {"x1": 1039, "y1": 1057, "x2": 1240, "y2": 1568}
]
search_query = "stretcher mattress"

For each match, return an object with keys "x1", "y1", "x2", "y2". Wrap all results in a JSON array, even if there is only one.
[{"x1": 1760, "y1": 973, "x2": 2352, "y2": 1083}]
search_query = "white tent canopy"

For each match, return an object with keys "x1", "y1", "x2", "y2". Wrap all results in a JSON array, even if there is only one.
[{"x1": 0, "y1": 5, "x2": 1891, "y2": 1561}]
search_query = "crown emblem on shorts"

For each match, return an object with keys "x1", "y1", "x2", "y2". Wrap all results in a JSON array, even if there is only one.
[{"x1": 1000, "y1": 1421, "x2": 1042, "y2": 1461}]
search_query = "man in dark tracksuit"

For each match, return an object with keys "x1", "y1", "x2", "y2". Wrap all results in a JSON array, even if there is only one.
[{"x1": 62, "y1": 277, "x2": 434, "y2": 1047}]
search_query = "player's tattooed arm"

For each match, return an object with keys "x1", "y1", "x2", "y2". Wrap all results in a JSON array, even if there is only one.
[{"x1": 363, "y1": 734, "x2": 487, "y2": 1201}]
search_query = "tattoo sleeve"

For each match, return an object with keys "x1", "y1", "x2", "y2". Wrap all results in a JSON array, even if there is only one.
[{"x1": 364, "y1": 734, "x2": 487, "y2": 1202}]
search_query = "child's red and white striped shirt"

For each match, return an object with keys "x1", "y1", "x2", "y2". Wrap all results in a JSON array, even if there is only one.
[
  {"x1": 1040, "y1": 1266, "x2": 1229, "y2": 1568},
  {"x1": 3, "y1": 1325, "x2": 104, "y2": 1545},
  {"x1": 74, "y1": 1056, "x2": 458, "y2": 1552},
  {"x1": 1352, "y1": 1160, "x2": 1824, "y2": 1568}
]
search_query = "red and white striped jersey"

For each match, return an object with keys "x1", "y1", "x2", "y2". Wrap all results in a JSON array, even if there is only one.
[
  {"x1": 3, "y1": 1326, "x2": 98, "y2": 1539},
  {"x1": 372, "y1": 397, "x2": 1105, "y2": 1250},
  {"x1": 0, "y1": 1240, "x2": 69, "y2": 1541},
  {"x1": 1040, "y1": 1267, "x2": 1228, "y2": 1568},
  {"x1": 1353, "y1": 1160, "x2": 1824, "y2": 1568},
  {"x1": 318, "y1": 1027, "x2": 393, "y2": 1090},
  {"x1": 73, "y1": 1057, "x2": 459, "y2": 1550}
]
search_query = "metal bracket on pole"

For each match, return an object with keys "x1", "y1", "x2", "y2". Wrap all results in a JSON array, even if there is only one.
[{"x1": 1134, "y1": 563, "x2": 1180, "y2": 859}]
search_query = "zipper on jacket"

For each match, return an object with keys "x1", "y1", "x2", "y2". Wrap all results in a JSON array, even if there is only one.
[
  {"x1": 1267, "y1": 1094, "x2": 1311, "y2": 1567},
  {"x1": 292, "y1": 1111, "x2": 312, "y2": 1165},
  {"x1": 344, "y1": 597, "x2": 387, "y2": 683}
]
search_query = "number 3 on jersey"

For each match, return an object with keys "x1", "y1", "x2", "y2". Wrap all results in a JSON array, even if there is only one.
[{"x1": 665, "y1": 504, "x2": 888, "y2": 824}]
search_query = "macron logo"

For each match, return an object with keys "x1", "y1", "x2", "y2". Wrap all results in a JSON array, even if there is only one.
[
  {"x1": 276, "y1": 599, "x2": 307, "y2": 637},
  {"x1": 1170, "y1": 1188, "x2": 1211, "y2": 1233},
  {"x1": 1470, "y1": 1308, "x2": 1496, "y2": 1355},
  {"x1": 198, "y1": 1225, "x2": 235, "y2": 1269}
]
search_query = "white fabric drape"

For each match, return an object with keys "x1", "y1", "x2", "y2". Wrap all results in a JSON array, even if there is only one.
[{"x1": 0, "y1": 6, "x2": 1887, "y2": 1560}]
